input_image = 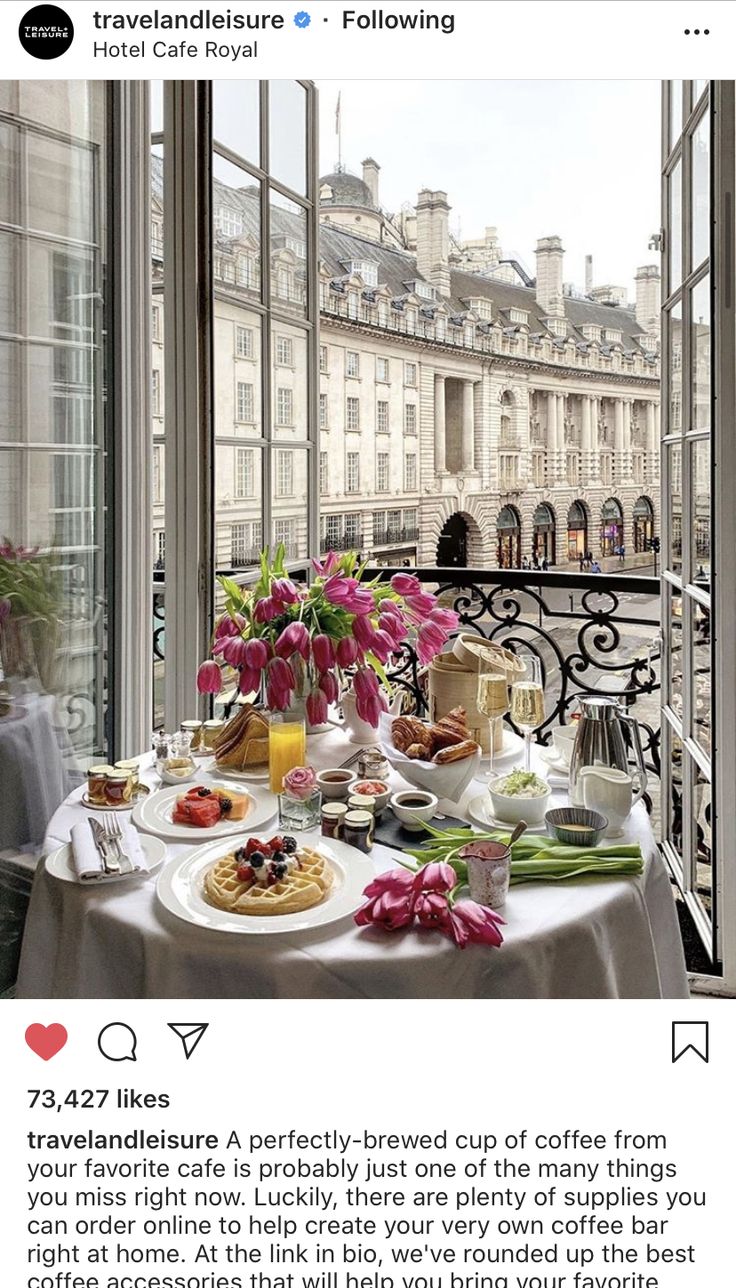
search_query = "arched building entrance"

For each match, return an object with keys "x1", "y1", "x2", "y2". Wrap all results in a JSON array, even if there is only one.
[
  {"x1": 532, "y1": 503, "x2": 556, "y2": 566},
  {"x1": 496, "y1": 505, "x2": 521, "y2": 568},
  {"x1": 633, "y1": 496, "x2": 654, "y2": 553},
  {"x1": 567, "y1": 500, "x2": 588, "y2": 561},
  {"x1": 600, "y1": 497, "x2": 624, "y2": 557},
  {"x1": 436, "y1": 513, "x2": 468, "y2": 567}
]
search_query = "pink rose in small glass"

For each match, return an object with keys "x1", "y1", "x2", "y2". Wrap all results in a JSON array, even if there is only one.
[
  {"x1": 283, "y1": 765, "x2": 317, "y2": 800},
  {"x1": 390, "y1": 572, "x2": 422, "y2": 596},
  {"x1": 196, "y1": 660, "x2": 222, "y2": 695}
]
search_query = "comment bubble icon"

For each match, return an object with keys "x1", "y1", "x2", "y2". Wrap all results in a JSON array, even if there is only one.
[{"x1": 98, "y1": 1021, "x2": 137, "y2": 1062}]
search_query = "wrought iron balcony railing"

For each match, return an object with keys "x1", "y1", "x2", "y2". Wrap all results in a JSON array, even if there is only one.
[{"x1": 153, "y1": 567, "x2": 662, "y2": 800}]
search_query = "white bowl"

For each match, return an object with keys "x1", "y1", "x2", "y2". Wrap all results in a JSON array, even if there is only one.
[
  {"x1": 378, "y1": 712, "x2": 481, "y2": 804},
  {"x1": 391, "y1": 790, "x2": 438, "y2": 831},
  {"x1": 159, "y1": 762, "x2": 198, "y2": 785},
  {"x1": 551, "y1": 724, "x2": 577, "y2": 765},
  {"x1": 348, "y1": 779, "x2": 391, "y2": 813},
  {"x1": 315, "y1": 768, "x2": 357, "y2": 801},
  {"x1": 488, "y1": 774, "x2": 552, "y2": 826}
]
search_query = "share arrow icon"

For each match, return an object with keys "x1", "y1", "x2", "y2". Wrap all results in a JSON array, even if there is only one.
[{"x1": 167, "y1": 1023, "x2": 209, "y2": 1060}]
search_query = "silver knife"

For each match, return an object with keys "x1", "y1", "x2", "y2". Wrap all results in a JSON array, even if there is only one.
[{"x1": 88, "y1": 818, "x2": 119, "y2": 875}]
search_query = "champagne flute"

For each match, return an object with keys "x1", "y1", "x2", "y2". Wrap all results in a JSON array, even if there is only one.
[
  {"x1": 510, "y1": 656, "x2": 545, "y2": 773},
  {"x1": 476, "y1": 663, "x2": 509, "y2": 779}
]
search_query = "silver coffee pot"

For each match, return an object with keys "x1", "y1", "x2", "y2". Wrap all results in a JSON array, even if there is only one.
[{"x1": 568, "y1": 696, "x2": 648, "y2": 805}]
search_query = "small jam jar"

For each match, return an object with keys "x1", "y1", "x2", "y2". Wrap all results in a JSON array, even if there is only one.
[
  {"x1": 321, "y1": 801, "x2": 348, "y2": 839},
  {"x1": 114, "y1": 758, "x2": 140, "y2": 790},
  {"x1": 348, "y1": 792, "x2": 376, "y2": 815},
  {"x1": 87, "y1": 765, "x2": 113, "y2": 804},
  {"x1": 343, "y1": 808, "x2": 374, "y2": 852},
  {"x1": 202, "y1": 718, "x2": 226, "y2": 751},
  {"x1": 105, "y1": 769, "x2": 135, "y2": 806},
  {"x1": 180, "y1": 719, "x2": 204, "y2": 752}
]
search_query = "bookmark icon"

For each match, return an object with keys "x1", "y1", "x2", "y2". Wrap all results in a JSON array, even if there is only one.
[{"x1": 167, "y1": 1022, "x2": 209, "y2": 1060}]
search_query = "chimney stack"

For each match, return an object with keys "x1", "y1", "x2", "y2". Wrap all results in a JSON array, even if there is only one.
[
  {"x1": 362, "y1": 157, "x2": 380, "y2": 207},
  {"x1": 635, "y1": 264, "x2": 661, "y2": 335},
  {"x1": 535, "y1": 235, "x2": 565, "y2": 317},
  {"x1": 415, "y1": 188, "x2": 451, "y2": 297},
  {"x1": 585, "y1": 254, "x2": 593, "y2": 294}
]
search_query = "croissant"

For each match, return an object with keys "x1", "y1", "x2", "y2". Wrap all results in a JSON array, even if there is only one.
[
  {"x1": 405, "y1": 742, "x2": 428, "y2": 760},
  {"x1": 433, "y1": 739, "x2": 479, "y2": 764}
]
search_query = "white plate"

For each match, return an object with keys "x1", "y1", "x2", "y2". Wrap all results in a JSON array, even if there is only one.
[
  {"x1": 156, "y1": 834, "x2": 374, "y2": 934},
  {"x1": 487, "y1": 728, "x2": 526, "y2": 766},
  {"x1": 132, "y1": 782, "x2": 276, "y2": 841},
  {"x1": 45, "y1": 833, "x2": 167, "y2": 884},
  {"x1": 209, "y1": 763, "x2": 269, "y2": 783},
  {"x1": 539, "y1": 746, "x2": 570, "y2": 777},
  {"x1": 466, "y1": 792, "x2": 547, "y2": 833}
]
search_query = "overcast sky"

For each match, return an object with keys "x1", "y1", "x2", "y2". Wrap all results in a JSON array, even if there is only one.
[{"x1": 316, "y1": 81, "x2": 661, "y2": 298}]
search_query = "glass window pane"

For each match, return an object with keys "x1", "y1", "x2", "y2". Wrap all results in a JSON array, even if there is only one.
[
  {"x1": 150, "y1": 80, "x2": 164, "y2": 134},
  {"x1": 668, "y1": 586, "x2": 683, "y2": 721},
  {"x1": 0, "y1": 341, "x2": 20, "y2": 439},
  {"x1": 665, "y1": 442, "x2": 682, "y2": 575},
  {"x1": 215, "y1": 450, "x2": 264, "y2": 572},
  {"x1": 28, "y1": 133, "x2": 95, "y2": 241},
  {"x1": 669, "y1": 161, "x2": 682, "y2": 292},
  {"x1": 0, "y1": 236, "x2": 19, "y2": 336},
  {"x1": 692, "y1": 599, "x2": 711, "y2": 758},
  {"x1": 272, "y1": 324, "x2": 308, "y2": 440},
  {"x1": 215, "y1": 310, "x2": 263, "y2": 440},
  {"x1": 271, "y1": 448, "x2": 310, "y2": 559},
  {"x1": 0, "y1": 121, "x2": 18, "y2": 223},
  {"x1": 213, "y1": 81, "x2": 260, "y2": 167},
  {"x1": 270, "y1": 189, "x2": 307, "y2": 318},
  {"x1": 693, "y1": 80, "x2": 707, "y2": 105},
  {"x1": 667, "y1": 302, "x2": 682, "y2": 434},
  {"x1": 665, "y1": 725, "x2": 684, "y2": 865},
  {"x1": 269, "y1": 81, "x2": 307, "y2": 195},
  {"x1": 691, "y1": 110, "x2": 709, "y2": 269},
  {"x1": 692, "y1": 763, "x2": 712, "y2": 914},
  {"x1": 692, "y1": 437, "x2": 711, "y2": 581},
  {"x1": 691, "y1": 275, "x2": 710, "y2": 433},
  {"x1": 27, "y1": 243, "x2": 96, "y2": 342},
  {"x1": 213, "y1": 155, "x2": 261, "y2": 301},
  {"x1": 670, "y1": 81, "x2": 683, "y2": 149}
]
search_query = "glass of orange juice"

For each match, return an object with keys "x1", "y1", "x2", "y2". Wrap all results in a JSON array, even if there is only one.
[{"x1": 269, "y1": 712, "x2": 307, "y2": 794}]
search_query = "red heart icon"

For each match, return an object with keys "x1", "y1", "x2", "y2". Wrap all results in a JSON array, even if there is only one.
[{"x1": 25, "y1": 1023, "x2": 68, "y2": 1061}]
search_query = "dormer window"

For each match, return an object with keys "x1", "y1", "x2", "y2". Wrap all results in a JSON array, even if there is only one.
[
  {"x1": 581, "y1": 324, "x2": 602, "y2": 342},
  {"x1": 320, "y1": 183, "x2": 334, "y2": 201},
  {"x1": 286, "y1": 238, "x2": 305, "y2": 259},
  {"x1": 545, "y1": 317, "x2": 567, "y2": 338},
  {"x1": 603, "y1": 328, "x2": 622, "y2": 344},
  {"x1": 509, "y1": 307, "x2": 528, "y2": 326},
  {"x1": 347, "y1": 259, "x2": 378, "y2": 286},
  {"x1": 216, "y1": 207, "x2": 243, "y2": 238},
  {"x1": 410, "y1": 280, "x2": 436, "y2": 300}
]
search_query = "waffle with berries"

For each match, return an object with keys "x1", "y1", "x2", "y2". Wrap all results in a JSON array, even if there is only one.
[{"x1": 203, "y1": 834, "x2": 333, "y2": 915}]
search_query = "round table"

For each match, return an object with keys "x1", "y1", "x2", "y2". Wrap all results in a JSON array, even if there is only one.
[
  {"x1": 0, "y1": 691, "x2": 71, "y2": 852},
  {"x1": 16, "y1": 730, "x2": 689, "y2": 1000}
]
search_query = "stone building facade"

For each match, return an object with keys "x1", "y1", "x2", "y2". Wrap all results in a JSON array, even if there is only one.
[{"x1": 318, "y1": 161, "x2": 661, "y2": 570}]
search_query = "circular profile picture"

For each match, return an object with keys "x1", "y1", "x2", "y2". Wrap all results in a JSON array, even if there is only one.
[{"x1": 19, "y1": 4, "x2": 74, "y2": 59}]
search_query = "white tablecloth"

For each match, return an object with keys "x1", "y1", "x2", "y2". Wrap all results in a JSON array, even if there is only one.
[
  {"x1": 0, "y1": 692, "x2": 71, "y2": 852},
  {"x1": 16, "y1": 729, "x2": 689, "y2": 1000}
]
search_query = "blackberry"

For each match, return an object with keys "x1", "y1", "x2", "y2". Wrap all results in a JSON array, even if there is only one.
[
  {"x1": 272, "y1": 861, "x2": 288, "y2": 879},
  {"x1": 282, "y1": 836, "x2": 298, "y2": 854},
  {"x1": 234, "y1": 846, "x2": 247, "y2": 863},
  {"x1": 218, "y1": 797, "x2": 233, "y2": 814},
  {"x1": 197, "y1": 787, "x2": 212, "y2": 797}
]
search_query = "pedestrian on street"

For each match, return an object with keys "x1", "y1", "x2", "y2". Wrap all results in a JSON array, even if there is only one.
[
  {"x1": 591, "y1": 559, "x2": 601, "y2": 574},
  {"x1": 619, "y1": 544, "x2": 626, "y2": 563}
]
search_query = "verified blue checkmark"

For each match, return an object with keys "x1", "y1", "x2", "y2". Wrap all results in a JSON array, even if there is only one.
[{"x1": 294, "y1": 10, "x2": 311, "y2": 27}]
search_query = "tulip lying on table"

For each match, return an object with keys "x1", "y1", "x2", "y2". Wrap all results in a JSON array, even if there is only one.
[{"x1": 402, "y1": 824, "x2": 644, "y2": 887}]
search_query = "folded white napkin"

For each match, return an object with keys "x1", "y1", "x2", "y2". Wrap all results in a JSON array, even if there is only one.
[{"x1": 70, "y1": 820, "x2": 149, "y2": 882}]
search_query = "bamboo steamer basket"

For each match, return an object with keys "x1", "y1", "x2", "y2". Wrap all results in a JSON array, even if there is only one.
[{"x1": 428, "y1": 637, "x2": 524, "y2": 753}]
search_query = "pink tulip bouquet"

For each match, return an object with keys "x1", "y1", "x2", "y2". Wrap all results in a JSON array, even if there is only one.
[
  {"x1": 196, "y1": 546, "x2": 458, "y2": 727},
  {"x1": 354, "y1": 862, "x2": 505, "y2": 949}
]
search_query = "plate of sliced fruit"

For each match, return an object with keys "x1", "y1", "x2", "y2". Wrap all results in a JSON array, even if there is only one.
[{"x1": 132, "y1": 782, "x2": 276, "y2": 842}]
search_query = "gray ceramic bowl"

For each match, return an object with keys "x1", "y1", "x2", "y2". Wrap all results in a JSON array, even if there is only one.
[{"x1": 545, "y1": 806, "x2": 608, "y2": 847}]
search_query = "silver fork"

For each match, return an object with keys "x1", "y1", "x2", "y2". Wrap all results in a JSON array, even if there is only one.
[{"x1": 103, "y1": 813, "x2": 134, "y2": 875}]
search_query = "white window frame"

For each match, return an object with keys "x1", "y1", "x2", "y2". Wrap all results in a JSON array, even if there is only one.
[{"x1": 346, "y1": 395, "x2": 360, "y2": 431}]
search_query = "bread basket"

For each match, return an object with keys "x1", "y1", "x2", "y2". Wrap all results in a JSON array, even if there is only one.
[
  {"x1": 428, "y1": 637, "x2": 524, "y2": 753},
  {"x1": 377, "y1": 712, "x2": 481, "y2": 804}
]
